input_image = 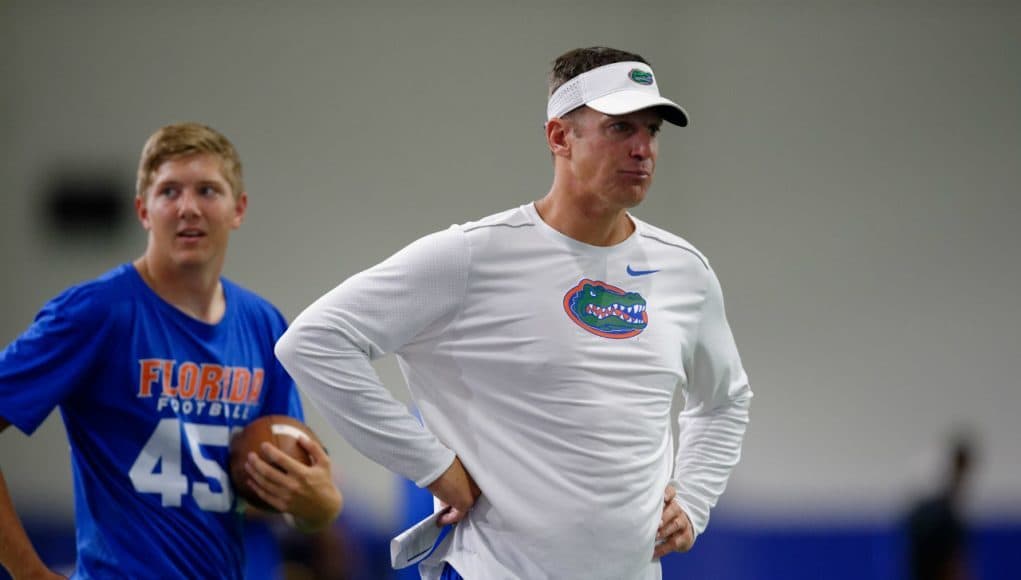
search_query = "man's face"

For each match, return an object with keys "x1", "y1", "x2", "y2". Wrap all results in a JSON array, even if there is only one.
[
  {"x1": 563, "y1": 107, "x2": 663, "y2": 209},
  {"x1": 136, "y1": 153, "x2": 246, "y2": 272}
]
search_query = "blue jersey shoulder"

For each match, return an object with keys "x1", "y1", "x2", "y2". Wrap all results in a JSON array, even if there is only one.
[
  {"x1": 33, "y1": 263, "x2": 140, "y2": 332},
  {"x1": 220, "y1": 277, "x2": 289, "y2": 336}
]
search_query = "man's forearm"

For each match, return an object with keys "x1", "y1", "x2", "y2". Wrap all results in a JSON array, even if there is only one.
[
  {"x1": 0, "y1": 468, "x2": 50, "y2": 578},
  {"x1": 286, "y1": 490, "x2": 344, "y2": 533},
  {"x1": 672, "y1": 389, "x2": 752, "y2": 538}
]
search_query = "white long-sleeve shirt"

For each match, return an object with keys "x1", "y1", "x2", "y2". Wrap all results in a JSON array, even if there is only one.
[{"x1": 276, "y1": 203, "x2": 752, "y2": 580}]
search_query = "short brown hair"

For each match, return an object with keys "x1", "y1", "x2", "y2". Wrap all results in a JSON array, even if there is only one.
[
  {"x1": 548, "y1": 47, "x2": 650, "y2": 97},
  {"x1": 136, "y1": 122, "x2": 243, "y2": 198}
]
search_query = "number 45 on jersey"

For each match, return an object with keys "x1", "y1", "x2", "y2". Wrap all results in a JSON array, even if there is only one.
[{"x1": 128, "y1": 418, "x2": 239, "y2": 513}]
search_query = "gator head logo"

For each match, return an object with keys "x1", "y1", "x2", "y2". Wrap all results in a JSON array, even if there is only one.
[
  {"x1": 563, "y1": 279, "x2": 648, "y2": 339},
  {"x1": 628, "y1": 69, "x2": 654, "y2": 86}
]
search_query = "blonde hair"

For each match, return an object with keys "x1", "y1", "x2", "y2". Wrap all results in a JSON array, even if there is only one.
[{"x1": 136, "y1": 122, "x2": 243, "y2": 198}]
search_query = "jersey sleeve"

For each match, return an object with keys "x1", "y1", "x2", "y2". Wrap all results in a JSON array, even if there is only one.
[
  {"x1": 0, "y1": 287, "x2": 109, "y2": 435},
  {"x1": 260, "y1": 367, "x2": 304, "y2": 421},
  {"x1": 672, "y1": 266, "x2": 753, "y2": 541},
  {"x1": 255, "y1": 349, "x2": 302, "y2": 420},
  {"x1": 275, "y1": 227, "x2": 468, "y2": 487},
  {"x1": 258, "y1": 310, "x2": 305, "y2": 422}
]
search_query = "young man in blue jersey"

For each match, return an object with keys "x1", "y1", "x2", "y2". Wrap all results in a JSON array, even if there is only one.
[
  {"x1": 0, "y1": 123, "x2": 343, "y2": 579},
  {"x1": 276, "y1": 47, "x2": 751, "y2": 579}
]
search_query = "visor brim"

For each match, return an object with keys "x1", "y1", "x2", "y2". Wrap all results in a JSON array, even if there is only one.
[{"x1": 586, "y1": 92, "x2": 689, "y2": 127}]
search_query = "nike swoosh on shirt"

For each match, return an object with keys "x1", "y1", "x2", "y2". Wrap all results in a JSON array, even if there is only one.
[{"x1": 626, "y1": 265, "x2": 660, "y2": 276}]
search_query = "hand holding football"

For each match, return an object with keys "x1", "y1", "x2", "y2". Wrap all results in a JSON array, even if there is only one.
[{"x1": 228, "y1": 414, "x2": 321, "y2": 511}]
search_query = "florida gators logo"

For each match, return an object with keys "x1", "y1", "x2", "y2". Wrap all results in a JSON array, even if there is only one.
[
  {"x1": 563, "y1": 279, "x2": 648, "y2": 339},
  {"x1": 628, "y1": 69, "x2": 654, "y2": 85}
]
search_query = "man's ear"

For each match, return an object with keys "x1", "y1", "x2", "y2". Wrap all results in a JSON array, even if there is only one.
[
  {"x1": 546, "y1": 118, "x2": 572, "y2": 159},
  {"x1": 232, "y1": 192, "x2": 248, "y2": 229},
  {"x1": 135, "y1": 195, "x2": 150, "y2": 230}
]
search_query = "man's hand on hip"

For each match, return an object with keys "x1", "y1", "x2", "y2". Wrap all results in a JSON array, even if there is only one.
[
  {"x1": 427, "y1": 456, "x2": 481, "y2": 525},
  {"x1": 654, "y1": 484, "x2": 694, "y2": 558}
]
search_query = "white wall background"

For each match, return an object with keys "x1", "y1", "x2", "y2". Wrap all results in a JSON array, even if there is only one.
[{"x1": 1, "y1": 0, "x2": 1018, "y2": 531}]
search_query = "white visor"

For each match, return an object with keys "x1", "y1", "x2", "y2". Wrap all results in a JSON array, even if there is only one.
[{"x1": 546, "y1": 61, "x2": 688, "y2": 127}]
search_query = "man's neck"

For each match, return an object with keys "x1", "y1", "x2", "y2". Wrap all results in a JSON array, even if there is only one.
[
  {"x1": 535, "y1": 189, "x2": 635, "y2": 247},
  {"x1": 133, "y1": 255, "x2": 226, "y2": 324}
]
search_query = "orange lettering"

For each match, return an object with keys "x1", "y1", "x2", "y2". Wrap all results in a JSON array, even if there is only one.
[
  {"x1": 161, "y1": 360, "x2": 178, "y2": 397},
  {"x1": 220, "y1": 367, "x2": 232, "y2": 400},
  {"x1": 161, "y1": 361, "x2": 173, "y2": 391},
  {"x1": 137, "y1": 359, "x2": 164, "y2": 397},
  {"x1": 177, "y1": 362, "x2": 199, "y2": 399},
  {"x1": 229, "y1": 368, "x2": 250, "y2": 402},
  {"x1": 198, "y1": 364, "x2": 224, "y2": 400},
  {"x1": 247, "y1": 369, "x2": 264, "y2": 403}
]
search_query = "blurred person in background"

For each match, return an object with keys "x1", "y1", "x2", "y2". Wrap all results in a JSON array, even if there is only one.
[
  {"x1": 276, "y1": 46, "x2": 752, "y2": 579},
  {"x1": 0, "y1": 123, "x2": 342, "y2": 579},
  {"x1": 905, "y1": 432, "x2": 977, "y2": 580}
]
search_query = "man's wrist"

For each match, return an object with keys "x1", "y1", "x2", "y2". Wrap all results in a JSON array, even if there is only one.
[
  {"x1": 8, "y1": 553, "x2": 50, "y2": 579},
  {"x1": 284, "y1": 494, "x2": 343, "y2": 533}
]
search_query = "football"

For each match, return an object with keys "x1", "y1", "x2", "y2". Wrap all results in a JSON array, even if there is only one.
[{"x1": 228, "y1": 414, "x2": 321, "y2": 511}]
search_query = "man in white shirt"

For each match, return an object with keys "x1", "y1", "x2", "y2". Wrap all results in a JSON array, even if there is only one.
[{"x1": 276, "y1": 46, "x2": 752, "y2": 580}]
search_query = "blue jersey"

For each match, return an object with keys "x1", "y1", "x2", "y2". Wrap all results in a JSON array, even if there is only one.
[{"x1": 0, "y1": 264, "x2": 302, "y2": 579}]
